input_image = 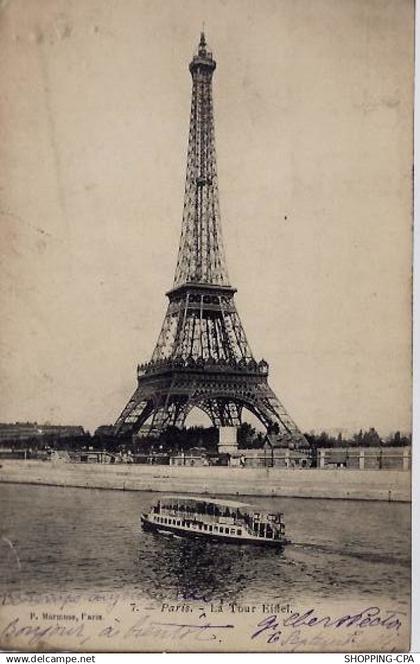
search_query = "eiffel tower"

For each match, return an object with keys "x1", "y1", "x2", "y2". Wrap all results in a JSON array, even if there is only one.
[{"x1": 115, "y1": 33, "x2": 307, "y2": 447}]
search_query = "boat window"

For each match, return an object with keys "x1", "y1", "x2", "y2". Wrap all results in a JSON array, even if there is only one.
[
  {"x1": 203, "y1": 524, "x2": 207, "y2": 530},
  {"x1": 214, "y1": 526, "x2": 218, "y2": 532},
  {"x1": 230, "y1": 528, "x2": 235, "y2": 534},
  {"x1": 177, "y1": 520, "x2": 180, "y2": 526},
  {"x1": 237, "y1": 529, "x2": 242, "y2": 535},
  {"x1": 209, "y1": 525, "x2": 213, "y2": 531}
]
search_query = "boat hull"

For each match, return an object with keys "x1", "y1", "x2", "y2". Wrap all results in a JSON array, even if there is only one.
[{"x1": 140, "y1": 514, "x2": 288, "y2": 548}]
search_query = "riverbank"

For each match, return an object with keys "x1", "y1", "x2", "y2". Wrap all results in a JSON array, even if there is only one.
[{"x1": 0, "y1": 459, "x2": 411, "y2": 501}]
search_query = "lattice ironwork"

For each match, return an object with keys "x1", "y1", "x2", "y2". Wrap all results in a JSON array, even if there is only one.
[
  {"x1": 114, "y1": 34, "x2": 307, "y2": 447},
  {"x1": 174, "y1": 32, "x2": 229, "y2": 288}
]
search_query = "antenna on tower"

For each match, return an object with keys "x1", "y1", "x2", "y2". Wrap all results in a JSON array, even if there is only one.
[{"x1": 199, "y1": 25, "x2": 207, "y2": 54}]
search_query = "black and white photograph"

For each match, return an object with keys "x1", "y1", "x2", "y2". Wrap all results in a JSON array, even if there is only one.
[{"x1": 0, "y1": 0, "x2": 413, "y2": 653}]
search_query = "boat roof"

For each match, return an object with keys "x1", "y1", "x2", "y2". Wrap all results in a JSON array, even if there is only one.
[{"x1": 159, "y1": 495, "x2": 253, "y2": 509}]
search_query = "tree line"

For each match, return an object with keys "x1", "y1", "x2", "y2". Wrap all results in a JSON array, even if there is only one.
[
  {"x1": 0, "y1": 424, "x2": 411, "y2": 454},
  {"x1": 305, "y1": 428, "x2": 411, "y2": 449}
]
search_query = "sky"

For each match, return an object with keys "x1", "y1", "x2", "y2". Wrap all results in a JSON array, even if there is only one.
[{"x1": 0, "y1": 0, "x2": 413, "y2": 435}]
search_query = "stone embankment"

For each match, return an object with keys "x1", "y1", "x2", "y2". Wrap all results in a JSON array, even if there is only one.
[{"x1": 0, "y1": 459, "x2": 410, "y2": 501}]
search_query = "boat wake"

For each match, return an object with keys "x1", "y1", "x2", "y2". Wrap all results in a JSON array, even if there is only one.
[{"x1": 289, "y1": 541, "x2": 410, "y2": 567}]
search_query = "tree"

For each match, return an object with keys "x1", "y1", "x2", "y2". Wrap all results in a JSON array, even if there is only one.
[
  {"x1": 362, "y1": 427, "x2": 382, "y2": 447},
  {"x1": 237, "y1": 422, "x2": 258, "y2": 449}
]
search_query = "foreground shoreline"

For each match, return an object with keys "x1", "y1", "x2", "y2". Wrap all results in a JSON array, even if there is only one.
[{"x1": 0, "y1": 459, "x2": 410, "y2": 502}]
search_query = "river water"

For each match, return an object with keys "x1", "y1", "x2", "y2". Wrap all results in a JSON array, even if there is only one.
[{"x1": 0, "y1": 484, "x2": 410, "y2": 609}]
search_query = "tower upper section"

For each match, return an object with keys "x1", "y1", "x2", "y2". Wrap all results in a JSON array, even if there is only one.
[
  {"x1": 172, "y1": 33, "x2": 230, "y2": 289},
  {"x1": 189, "y1": 31, "x2": 216, "y2": 76}
]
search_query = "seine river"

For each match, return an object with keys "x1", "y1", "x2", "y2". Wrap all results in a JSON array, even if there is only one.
[{"x1": 0, "y1": 484, "x2": 410, "y2": 609}]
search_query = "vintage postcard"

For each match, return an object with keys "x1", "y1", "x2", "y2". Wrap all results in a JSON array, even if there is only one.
[{"x1": 0, "y1": 0, "x2": 413, "y2": 653}]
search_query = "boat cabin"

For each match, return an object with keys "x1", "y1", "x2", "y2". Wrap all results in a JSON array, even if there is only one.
[{"x1": 149, "y1": 495, "x2": 285, "y2": 542}]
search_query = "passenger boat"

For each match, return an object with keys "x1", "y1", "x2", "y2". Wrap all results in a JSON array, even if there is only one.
[{"x1": 140, "y1": 495, "x2": 288, "y2": 547}]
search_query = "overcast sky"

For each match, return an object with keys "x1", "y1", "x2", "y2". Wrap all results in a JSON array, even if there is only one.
[{"x1": 0, "y1": 0, "x2": 413, "y2": 435}]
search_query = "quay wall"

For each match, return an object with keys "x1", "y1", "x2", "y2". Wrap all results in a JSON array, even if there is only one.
[{"x1": 0, "y1": 459, "x2": 411, "y2": 501}]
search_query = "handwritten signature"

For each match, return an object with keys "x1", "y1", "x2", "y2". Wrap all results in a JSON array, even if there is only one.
[
  {"x1": 124, "y1": 615, "x2": 234, "y2": 643},
  {"x1": 1, "y1": 591, "x2": 124, "y2": 612},
  {"x1": 176, "y1": 588, "x2": 216, "y2": 603},
  {"x1": 0, "y1": 613, "x2": 234, "y2": 647},
  {"x1": 0, "y1": 604, "x2": 406, "y2": 648},
  {"x1": 251, "y1": 607, "x2": 404, "y2": 644}
]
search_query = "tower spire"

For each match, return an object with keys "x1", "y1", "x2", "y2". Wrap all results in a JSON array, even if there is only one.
[
  {"x1": 199, "y1": 29, "x2": 206, "y2": 53},
  {"x1": 173, "y1": 32, "x2": 229, "y2": 287}
]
